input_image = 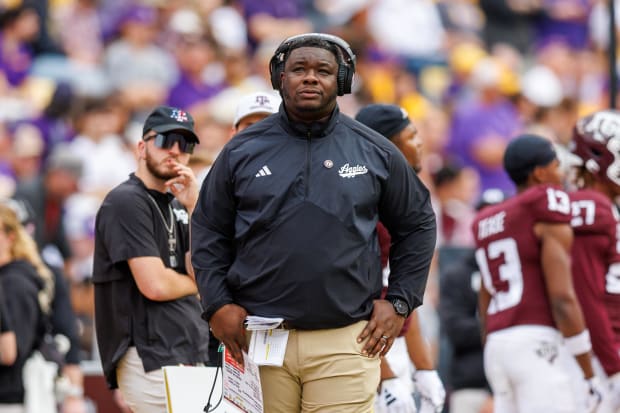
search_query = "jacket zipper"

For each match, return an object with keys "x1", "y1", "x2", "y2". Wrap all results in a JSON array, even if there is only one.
[{"x1": 305, "y1": 130, "x2": 311, "y2": 198}]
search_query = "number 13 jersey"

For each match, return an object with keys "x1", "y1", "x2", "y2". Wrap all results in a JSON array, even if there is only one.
[{"x1": 471, "y1": 184, "x2": 572, "y2": 334}]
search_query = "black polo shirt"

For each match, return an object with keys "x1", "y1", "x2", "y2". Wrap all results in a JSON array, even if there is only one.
[{"x1": 93, "y1": 173, "x2": 210, "y2": 389}]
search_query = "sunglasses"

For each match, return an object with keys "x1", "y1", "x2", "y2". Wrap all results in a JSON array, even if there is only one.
[{"x1": 145, "y1": 133, "x2": 196, "y2": 154}]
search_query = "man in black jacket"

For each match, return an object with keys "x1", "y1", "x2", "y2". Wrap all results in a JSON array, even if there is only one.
[{"x1": 191, "y1": 33, "x2": 436, "y2": 412}]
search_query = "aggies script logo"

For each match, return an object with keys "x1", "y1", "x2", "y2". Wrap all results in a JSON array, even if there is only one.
[{"x1": 338, "y1": 163, "x2": 368, "y2": 178}]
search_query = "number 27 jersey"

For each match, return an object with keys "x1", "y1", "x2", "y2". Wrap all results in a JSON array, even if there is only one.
[{"x1": 471, "y1": 184, "x2": 572, "y2": 334}]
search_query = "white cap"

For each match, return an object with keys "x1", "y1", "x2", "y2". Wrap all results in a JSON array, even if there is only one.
[
  {"x1": 521, "y1": 65, "x2": 563, "y2": 108},
  {"x1": 233, "y1": 92, "x2": 281, "y2": 127},
  {"x1": 168, "y1": 8, "x2": 203, "y2": 36}
]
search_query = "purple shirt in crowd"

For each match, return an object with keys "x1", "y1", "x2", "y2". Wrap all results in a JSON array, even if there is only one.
[
  {"x1": 535, "y1": 0, "x2": 591, "y2": 50},
  {"x1": 165, "y1": 73, "x2": 225, "y2": 110},
  {"x1": 448, "y1": 98, "x2": 522, "y2": 195},
  {"x1": 0, "y1": 33, "x2": 33, "y2": 86}
]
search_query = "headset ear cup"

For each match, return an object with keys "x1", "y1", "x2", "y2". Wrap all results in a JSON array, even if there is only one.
[
  {"x1": 336, "y1": 64, "x2": 346, "y2": 96},
  {"x1": 338, "y1": 64, "x2": 354, "y2": 95},
  {"x1": 269, "y1": 58, "x2": 281, "y2": 90}
]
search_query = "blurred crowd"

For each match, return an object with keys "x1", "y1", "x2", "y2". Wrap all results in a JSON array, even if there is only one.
[{"x1": 0, "y1": 0, "x2": 619, "y2": 411}]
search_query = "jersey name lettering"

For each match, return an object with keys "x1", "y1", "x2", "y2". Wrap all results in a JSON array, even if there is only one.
[{"x1": 478, "y1": 211, "x2": 506, "y2": 240}]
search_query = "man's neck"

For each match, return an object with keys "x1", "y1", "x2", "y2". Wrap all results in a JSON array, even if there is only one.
[
  {"x1": 284, "y1": 101, "x2": 336, "y2": 125},
  {"x1": 135, "y1": 169, "x2": 167, "y2": 193}
]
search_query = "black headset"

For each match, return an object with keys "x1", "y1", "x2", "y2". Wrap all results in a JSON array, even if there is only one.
[{"x1": 269, "y1": 33, "x2": 357, "y2": 96}]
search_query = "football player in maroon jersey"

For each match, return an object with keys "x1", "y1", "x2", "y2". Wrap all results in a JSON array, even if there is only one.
[
  {"x1": 569, "y1": 109, "x2": 620, "y2": 412},
  {"x1": 472, "y1": 134, "x2": 601, "y2": 412}
]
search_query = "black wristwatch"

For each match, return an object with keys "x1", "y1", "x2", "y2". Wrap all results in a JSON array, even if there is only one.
[{"x1": 389, "y1": 298, "x2": 409, "y2": 318}]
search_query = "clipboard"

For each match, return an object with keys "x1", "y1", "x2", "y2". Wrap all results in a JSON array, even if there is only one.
[{"x1": 163, "y1": 365, "x2": 241, "y2": 413}]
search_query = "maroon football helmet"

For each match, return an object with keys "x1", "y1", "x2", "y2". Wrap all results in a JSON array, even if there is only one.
[{"x1": 571, "y1": 109, "x2": 620, "y2": 188}]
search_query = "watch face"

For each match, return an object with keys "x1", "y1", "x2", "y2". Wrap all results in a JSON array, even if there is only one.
[{"x1": 392, "y1": 299, "x2": 408, "y2": 316}]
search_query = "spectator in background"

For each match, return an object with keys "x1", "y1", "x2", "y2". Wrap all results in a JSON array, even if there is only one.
[
  {"x1": 66, "y1": 94, "x2": 136, "y2": 198},
  {"x1": 93, "y1": 106, "x2": 209, "y2": 413},
  {"x1": 0, "y1": 2, "x2": 40, "y2": 88},
  {"x1": 191, "y1": 91, "x2": 281, "y2": 173},
  {"x1": 9, "y1": 123, "x2": 45, "y2": 186},
  {"x1": 478, "y1": 0, "x2": 538, "y2": 55},
  {"x1": 23, "y1": 82, "x2": 75, "y2": 163},
  {"x1": 52, "y1": 0, "x2": 103, "y2": 67},
  {"x1": 13, "y1": 144, "x2": 83, "y2": 267},
  {"x1": 238, "y1": 0, "x2": 313, "y2": 50},
  {"x1": 431, "y1": 162, "x2": 479, "y2": 248},
  {"x1": 447, "y1": 57, "x2": 521, "y2": 197},
  {"x1": 40, "y1": 0, "x2": 108, "y2": 98},
  {"x1": 356, "y1": 103, "x2": 445, "y2": 413},
  {"x1": 0, "y1": 283, "x2": 16, "y2": 367},
  {"x1": 533, "y1": 0, "x2": 591, "y2": 52},
  {"x1": 232, "y1": 90, "x2": 281, "y2": 133},
  {"x1": 516, "y1": 64, "x2": 582, "y2": 186},
  {"x1": 3, "y1": 197, "x2": 91, "y2": 413},
  {"x1": 103, "y1": 4, "x2": 177, "y2": 117},
  {"x1": 0, "y1": 202, "x2": 51, "y2": 411},
  {"x1": 165, "y1": 26, "x2": 225, "y2": 111},
  {"x1": 366, "y1": 0, "x2": 446, "y2": 76}
]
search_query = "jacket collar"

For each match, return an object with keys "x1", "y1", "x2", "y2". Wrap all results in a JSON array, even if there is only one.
[{"x1": 277, "y1": 104, "x2": 340, "y2": 139}]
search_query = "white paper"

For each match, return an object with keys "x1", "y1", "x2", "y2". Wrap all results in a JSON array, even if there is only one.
[
  {"x1": 248, "y1": 329, "x2": 289, "y2": 366},
  {"x1": 223, "y1": 349, "x2": 264, "y2": 413},
  {"x1": 163, "y1": 365, "x2": 240, "y2": 413},
  {"x1": 244, "y1": 315, "x2": 284, "y2": 331}
]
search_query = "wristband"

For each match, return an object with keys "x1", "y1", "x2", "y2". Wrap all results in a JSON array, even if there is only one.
[{"x1": 564, "y1": 330, "x2": 591, "y2": 356}]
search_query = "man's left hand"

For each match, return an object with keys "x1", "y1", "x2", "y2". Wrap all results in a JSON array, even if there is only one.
[{"x1": 357, "y1": 299, "x2": 406, "y2": 357}]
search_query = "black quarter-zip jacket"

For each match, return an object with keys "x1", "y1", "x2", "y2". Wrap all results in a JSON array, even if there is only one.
[{"x1": 191, "y1": 105, "x2": 436, "y2": 330}]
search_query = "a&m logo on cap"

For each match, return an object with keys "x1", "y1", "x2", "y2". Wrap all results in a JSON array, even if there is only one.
[
  {"x1": 256, "y1": 95, "x2": 270, "y2": 106},
  {"x1": 170, "y1": 109, "x2": 188, "y2": 122}
]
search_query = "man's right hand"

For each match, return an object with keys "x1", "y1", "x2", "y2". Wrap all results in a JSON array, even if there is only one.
[{"x1": 209, "y1": 304, "x2": 248, "y2": 365}]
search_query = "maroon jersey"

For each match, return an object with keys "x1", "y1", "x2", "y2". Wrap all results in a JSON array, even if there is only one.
[
  {"x1": 570, "y1": 189, "x2": 620, "y2": 375},
  {"x1": 472, "y1": 185, "x2": 571, "y2": 334}
]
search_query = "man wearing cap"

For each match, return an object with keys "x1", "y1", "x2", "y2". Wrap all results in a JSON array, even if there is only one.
[
  {"x1": 93, "y1": 105, "x2": 209, "y2": 413},
  {"x1": 356, "y1": 104, "x2": 445, "y2": 413},
  {"x1": 232, "y1": 91, "x2": 282, "y2": 133},
  {"x1": 355, "y1": 104, "x2": 423, "y2": 173},
  {"x1": 472, "y1": 134, "x2": 601, "y2": 412}
]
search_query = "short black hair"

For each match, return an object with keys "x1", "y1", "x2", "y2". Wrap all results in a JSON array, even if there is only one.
[
  {"x1": 281, "y1": 37, "x2": 343, "y2": 68},
  {"x1": 503, "y1": 134, "x2": 557, "y2": 186},
  {"x1": 432, "y1": 162, "x2": 463, "y2": 188}
]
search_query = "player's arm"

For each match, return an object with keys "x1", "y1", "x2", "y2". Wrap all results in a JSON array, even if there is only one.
[
  {"x1": 129, "y1": 257, "x2": 197, "y2": 301},
  {"x1": 404, "y1": 311, "x2": 434, "y2": 369},
  {"x1": 536, "y1": 222, "x2": 594, "y2": 379},
  {"x1": 478, "y1": 283, "x2": 491, "y2": 345}
]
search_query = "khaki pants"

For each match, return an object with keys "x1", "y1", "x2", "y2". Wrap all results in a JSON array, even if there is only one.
[
  {"x1": 116, "y1": 347, "x2": 167, "y2": 413},
  {"x1": 256, "y1": 320, "x2": 380, "y2": 413}
]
